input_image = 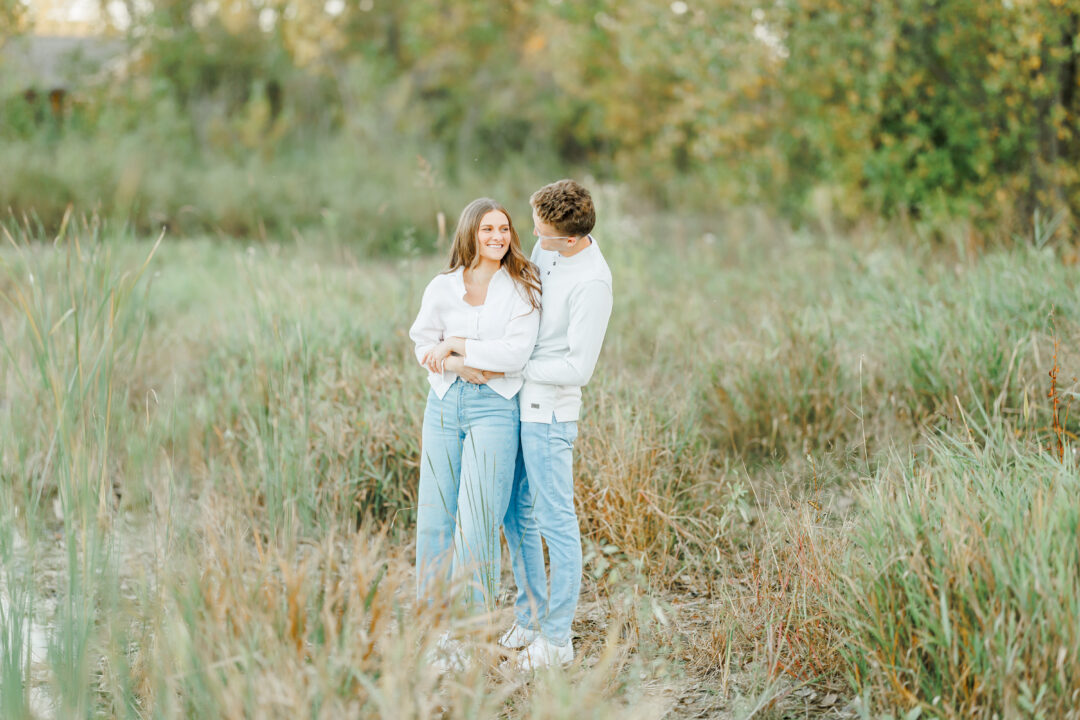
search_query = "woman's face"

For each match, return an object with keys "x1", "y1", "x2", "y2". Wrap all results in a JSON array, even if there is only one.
[{"x1": 475, "y1": 210, "x2": 511, "y2": 265}]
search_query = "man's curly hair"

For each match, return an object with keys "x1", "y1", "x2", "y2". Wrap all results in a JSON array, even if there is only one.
[{"x1": 530, "y1": 179, "x2": 596, "y2": 237}]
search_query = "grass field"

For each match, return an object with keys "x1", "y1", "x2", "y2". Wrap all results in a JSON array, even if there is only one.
[{"x1": 1, "y1": 206, "x2": 1078, "y2": 719}]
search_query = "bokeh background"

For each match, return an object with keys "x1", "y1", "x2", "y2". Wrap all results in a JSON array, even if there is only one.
[
  {"x1": 3, "y1": 0, "x2": 1077, "y2": 247},
  {"x1": 2, "y1": 3, "x2": 1080, "y2": 719}
]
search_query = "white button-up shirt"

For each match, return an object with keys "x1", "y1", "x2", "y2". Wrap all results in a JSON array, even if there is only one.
[
  {"x1": 409, "y1": 266, "x2": 540, "y2": 400},
  {"x1": 513, "y1": 237, "x2": 613, "y2": 423}
]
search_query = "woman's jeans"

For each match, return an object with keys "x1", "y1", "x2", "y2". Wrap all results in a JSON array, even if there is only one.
[
  {"x1": 416, "y1": 379, "x2": 518, "y2": 608},
  {"x1": 502, "y1": 417, "x2": 580, "y2": 646}
]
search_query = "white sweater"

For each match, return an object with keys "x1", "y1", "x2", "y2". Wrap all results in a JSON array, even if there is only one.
[
  {"x1": 409, "y1": 266, "x2": 540, "y2": 400},
  {"x1": 514, "y1": 237, "x2": 613, "y2": 423}
]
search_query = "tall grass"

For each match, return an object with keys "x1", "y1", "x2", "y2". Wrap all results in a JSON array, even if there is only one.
[
  {"x1": 702, "y1": 240, "x2": 1077, "y2": 465},
  {"x1": 0, "y1": 557, "x2": 34, "y2": 719},
  {"x1": 834, "y1": 421, "x2": 1080, "y2": 717},
  {"x1": 0, "y1": 207, "x2": 1078, "y2": 716},
  {"x1": 0, "y1": 213, "x2": 161, "y2": 717},
  {"x1": 0, "y1": 217, "x2": 676, "y2": 717}
]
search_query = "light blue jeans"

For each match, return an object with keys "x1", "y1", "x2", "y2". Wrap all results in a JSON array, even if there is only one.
[
  {"x1": 416, "y1": 379, "x2": 518, "y2": 608},
  {"x1": 502, "y1": 417, "x2": 580, "y2": 646}
]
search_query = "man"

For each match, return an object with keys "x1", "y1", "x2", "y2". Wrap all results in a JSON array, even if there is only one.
[{"x1": 499, "y1": 179, "x2": 613, "y2": 669}]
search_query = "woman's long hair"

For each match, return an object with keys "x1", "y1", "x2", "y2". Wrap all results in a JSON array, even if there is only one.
[{"x1": 445, "y1": 198, "x2": 541, "y2": 310}]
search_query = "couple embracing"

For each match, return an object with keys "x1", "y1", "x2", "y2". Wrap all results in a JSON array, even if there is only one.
[{"x1": 408, "y1": 179, "x2": 613, "y2": 670}]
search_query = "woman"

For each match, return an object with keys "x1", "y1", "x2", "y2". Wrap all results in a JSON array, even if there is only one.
[{"x1": 409, "y1": 198, "x2": 541, "y2": 609}]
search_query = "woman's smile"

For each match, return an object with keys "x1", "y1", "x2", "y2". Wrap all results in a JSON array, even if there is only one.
[{"x1": 477, "y1": 210, "x2": 511, "y2": 264}]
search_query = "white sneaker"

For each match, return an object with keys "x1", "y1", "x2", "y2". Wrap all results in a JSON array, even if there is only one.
[
  {"x1": 515, "y1": 636, "x2": 573, "y2": 670},
  {"x1": 499, "y1": 623, "x2": 539, "y2": 650}
]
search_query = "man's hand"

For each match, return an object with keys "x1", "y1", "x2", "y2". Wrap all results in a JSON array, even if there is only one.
[{"x1": 443, "y1": 355, "x2": 488, "y2": 384}]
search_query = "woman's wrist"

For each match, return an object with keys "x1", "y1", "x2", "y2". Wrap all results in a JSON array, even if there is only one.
[{"x1": 443, "y1": 355, "x2": 463, "y2": 373}]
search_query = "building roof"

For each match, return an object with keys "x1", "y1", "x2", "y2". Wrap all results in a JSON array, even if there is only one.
[{"x1": 2, "y1": 35, "x2": 127, "y2": 91}]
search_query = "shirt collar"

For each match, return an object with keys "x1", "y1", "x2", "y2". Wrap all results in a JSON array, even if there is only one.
[
  {"x1": 555, "y1": 235, "x2": 597, "y2": 265},
  {"x1": 451, "y1": 266, "x2": 466, "y2": 295}
]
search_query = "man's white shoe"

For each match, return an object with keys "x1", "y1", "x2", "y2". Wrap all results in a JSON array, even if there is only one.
[
  {"x1": 515, "y1": 636, "x2": 573, "y2": 670},
  {"x1": 499, "y1": 623, "x2": 539, "y2": 650}
]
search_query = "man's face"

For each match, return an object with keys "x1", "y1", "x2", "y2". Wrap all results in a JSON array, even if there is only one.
[{"x1": 532, "y1": 210, "x2": 577, "y2": 255}]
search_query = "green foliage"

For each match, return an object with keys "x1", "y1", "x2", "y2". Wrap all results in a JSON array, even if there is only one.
[
  {"x1": 776, "y1": 0, "x2": 1080, "y2": 225},
  {"x1": 0, "y1": 0, "x2": 27, "y2": 47},
  {"x1": 5, "y1": 0, "x2": 1076, "y2": 236},
  {"x1": 0, "y1": 127, "x2": 556, "y2": 253},
  {"x1": 835, "y1": 428, "x2": 1080, "y2": 716}
]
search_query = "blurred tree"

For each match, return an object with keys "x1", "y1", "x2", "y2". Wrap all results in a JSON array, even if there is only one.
[
  {"x1": 776, "y1": 0, "x2": 1079, "y2": 226},
  {"x1": 0, "y1": 0, "x2": 29, "y2": 46},
  {"x1": 8, "y1": 0, "x2": 1079, "y2": 234}
]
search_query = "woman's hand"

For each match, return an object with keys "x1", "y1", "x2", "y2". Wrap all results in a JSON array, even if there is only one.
[
  {"x1": 421, "y1": 337, "x2": 467, "y2": 373},
  {"x1": 443, "y1": 355, "x2": 488, "y2": 384},
  {"x1": 421, "y1": 340, "x2": 451, "y2": 373}
]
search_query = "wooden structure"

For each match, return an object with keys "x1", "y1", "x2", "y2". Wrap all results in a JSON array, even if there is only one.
[{"x1": 2, "y1": 35, "x2": 126, "y2": 123}]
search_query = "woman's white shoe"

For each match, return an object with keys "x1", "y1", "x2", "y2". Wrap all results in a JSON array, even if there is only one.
[{"x1": 515, "y1": 636, "x2": 573, "y2": 670}]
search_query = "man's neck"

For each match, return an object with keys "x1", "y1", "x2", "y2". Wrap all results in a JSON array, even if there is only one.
[{"x1": 559, "y1": 235, "x2": 592, "y2": 258}]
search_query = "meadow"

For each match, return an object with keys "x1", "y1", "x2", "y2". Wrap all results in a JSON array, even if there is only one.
[{"x1": 0, "y1": 203, "x2": 1078, "y2": 719}]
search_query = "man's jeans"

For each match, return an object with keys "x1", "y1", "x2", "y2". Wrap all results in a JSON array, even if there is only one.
[
  {"x1": 502, "y1": 417, "x2": 580, "y2": 646},
  {"x1": 416, "y1": 379, "x2": 518, "y2": 608}
]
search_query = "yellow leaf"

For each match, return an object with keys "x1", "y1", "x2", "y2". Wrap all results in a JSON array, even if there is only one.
[{"x1": 524, "y1": 33, "x2": 547, "y2": 54}]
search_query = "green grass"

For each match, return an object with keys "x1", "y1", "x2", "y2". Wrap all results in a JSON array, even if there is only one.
[
  {"x1": 0, "y1": 123, "x2": 564, "y2": 256},
  {"x1": 835, "y1": 423, "x2": 1080, "y2": 717},
  {"x1": 0, "y1": 208, "x2": 1078, "y2": 717}
]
